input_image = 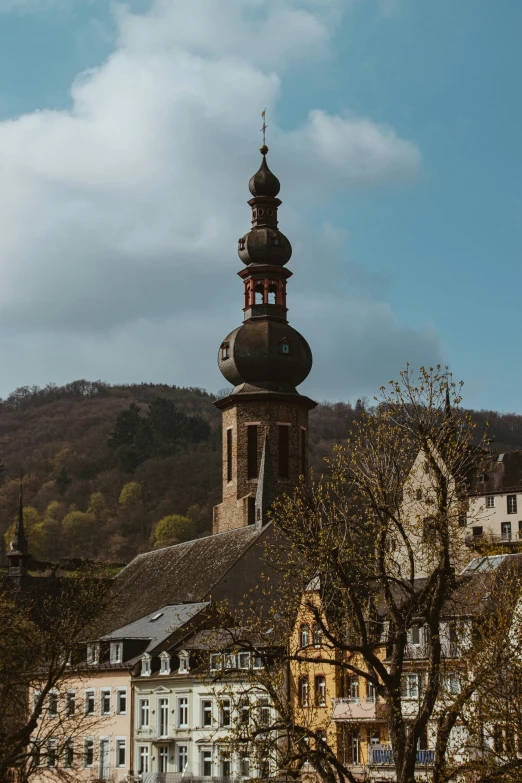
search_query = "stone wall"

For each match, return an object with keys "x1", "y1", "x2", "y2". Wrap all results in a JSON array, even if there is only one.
[{"x1": 213, "y1": 398, "x2": 309, "y2": 534}]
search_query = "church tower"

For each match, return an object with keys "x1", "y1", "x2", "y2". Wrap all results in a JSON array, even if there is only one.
[{"x1": 213, "y1": 141, "x2": 316, "y2": 534}]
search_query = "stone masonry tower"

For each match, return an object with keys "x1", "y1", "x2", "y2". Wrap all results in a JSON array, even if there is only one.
[{"x1": 213, "y1": 141, "x2": 316, "y2": 534}]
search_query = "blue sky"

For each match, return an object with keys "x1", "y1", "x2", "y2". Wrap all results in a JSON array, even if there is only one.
[{"x1": 0, "y1": 0, "x2": 519, "y2": 411}]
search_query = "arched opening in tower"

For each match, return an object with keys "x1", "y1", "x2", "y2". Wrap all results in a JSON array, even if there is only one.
[{"x1": 255, "y1": 284, "x2": 264, "y2": 305}]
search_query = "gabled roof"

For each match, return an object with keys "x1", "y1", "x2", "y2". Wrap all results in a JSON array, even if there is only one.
[
  {"x1": 101, "y1": 602, "x2": 208, "y2": 653},
  {"x1": 109, "y1": 525, "x2": 269, "y2": 628},
  {"x1": 471, "y1": 450, "x2": 522, "y2": 495}
]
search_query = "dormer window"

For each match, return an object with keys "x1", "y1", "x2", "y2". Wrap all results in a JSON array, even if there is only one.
[
  {"x1": 110, "y1": 642, "x2": 123, "y2": 664},
  {"x1": 279, "y1": 338, "x2": 290, "y2": 355},
  {"x1": 86, "y1": 643, "x2": 100, "y2": 665},
  {"x1": 238, "y1": 237, "x2": 246, "y2": 251},
  {"x1": 178, "y1": 650, "x2": 190, "y2": 674},
  {"x1": 272, "y1": 233, "x2": 280, "y2": 246},
  {"x1": 141, "y1": 653, "x2": 151, "y2": 676},
  {"x1": 221, "y1": 342, "x2": 229, "y2": 360},
  {"x1": 160, "y1": 652, "x2": 171, "y2": 675}
]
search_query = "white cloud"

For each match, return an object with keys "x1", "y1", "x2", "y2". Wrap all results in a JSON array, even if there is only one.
[{"x1": 0, "y1": 0, "x2": 437, "y2": 400}]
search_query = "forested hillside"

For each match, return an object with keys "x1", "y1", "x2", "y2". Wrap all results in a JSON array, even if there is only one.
[{"x1": 0, "y1": 380, "x2": 520, "y2": 566}]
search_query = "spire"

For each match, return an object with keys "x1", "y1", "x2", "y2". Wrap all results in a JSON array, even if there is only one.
[
  {"x1": 255, "y1": 434, "x2": 277, "y2": 529},
  {"x1": 12, "y1": 476, "x2": 28, "y2": 556},
  {"x1": 7, "y1": 474, "x2": 30, "y2": 586}
]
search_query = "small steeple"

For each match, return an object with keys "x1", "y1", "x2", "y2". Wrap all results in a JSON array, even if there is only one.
[
  {"x1": 255, "y1": 434, "x2": 277, "y2": 529},
  {"x1": 7, "y1": 475, "x2": 30, "y2": 586}
]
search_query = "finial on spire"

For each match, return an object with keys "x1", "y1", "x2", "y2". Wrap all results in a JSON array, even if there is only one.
[{"x1": 260, "y1": 109, "x2": 268, "y2": 155}]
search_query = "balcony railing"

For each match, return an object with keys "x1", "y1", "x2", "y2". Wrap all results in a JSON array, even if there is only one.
[
  {"x1": 138, "y1": 777, "x2": 246, "y2": 783},
  {"x1": 332, "y1": 697, "x2": 386, "y2": 722},
  {"x1": 465, "y1": 532, "x2": 522, "y2": 548},
  {"x1": 369, "y1": 748, "x2": 435, "y2": 766}
]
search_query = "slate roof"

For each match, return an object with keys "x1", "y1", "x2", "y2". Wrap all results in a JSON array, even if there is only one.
[
  {"x1": 101, "y1": 602, "x2": 208, "y2": 652},
  {"x1": 470, "y1": 450, "x2": 522, "y2": 495},
  {"x1": 109, "y1": 525, "x2": 270, "y2": 629}
]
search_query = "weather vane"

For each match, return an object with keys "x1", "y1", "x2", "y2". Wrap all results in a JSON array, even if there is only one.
[{"x1": 261, "y1": 109, "x2": 267, "y2": 148}]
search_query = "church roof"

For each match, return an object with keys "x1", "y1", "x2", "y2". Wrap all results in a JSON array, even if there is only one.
[{"x1": 110, "y1": 525, "x2": 269, "y2": 628}]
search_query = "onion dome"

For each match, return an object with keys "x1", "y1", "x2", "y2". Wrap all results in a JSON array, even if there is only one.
[
  {"x1": 238, "y1": 226, "x2": 292, "y2": 266},
  {"x1": 218, "y1": 320, "x2": 312, "y2": 394},
  {"x1": 248, "y1": 147, "x2": 281, "y2": 198}
]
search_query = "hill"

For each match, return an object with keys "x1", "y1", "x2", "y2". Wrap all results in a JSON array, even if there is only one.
[{"x1": 0, "y1": 380, "x2": 520, "y2": 565}]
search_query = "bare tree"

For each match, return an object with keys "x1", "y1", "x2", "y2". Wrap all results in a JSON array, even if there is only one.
[
  {"x1": 0, "y1": 569, "x2": 112, "y2": 781},
  {"x1": 214, "y1": 367, "x2": 522, "y2": 783}
]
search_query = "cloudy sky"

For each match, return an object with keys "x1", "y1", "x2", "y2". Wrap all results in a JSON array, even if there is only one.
[{"x1": 0, "y1": 0, "x2": 520, "y2": 410}]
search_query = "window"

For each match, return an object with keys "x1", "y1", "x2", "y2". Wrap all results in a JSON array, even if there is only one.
[
  {"x1": 278, "y1": 425, "x2": 290, "y2": 479},
  {"x1": 238, "y1": 651, "x2": 251, "y2": 669},
  {"x1": 226, "y1": 428, "x2": 233, "y2": 483},
  {"x1": 220, "y1": 699, "x2": 231, "y2": 727},
  {"x1": 66, "y1": 691, "x2": 76, "y2": 717},
  {"x1": 486, "y1": 496, "x2": 495, "y2": 508},
  {"x1": 501, "y1": 521, "x2": 512, "y2": 541},
  {"x1": 315, "y1": 675, "x2": 326, "y2": 706},
  {"x1": 141, "y1": 653, "x2": 151, "y2": 676},
  {"x1": 253, "y1": 654, "x2": 263, "y2": 669},
  {"x1": 410, "y1": 625, "x2": 421, "y2": 645},
  {"x1": 138, "y1": 698, "x2": 150, "y2": 729},
  {"x1": 159, "y1": 745, "x2": 169, "y2": 773},
  {"x1": 401, "y1": 674, "x2": 420, "y2": 699},
  {"x1": 32, "y1": 740, "x2": 43, "y2": 767},
  {"x1": 416, "y1": 488, "x2": 423, "y2": 501},
  {"x1": 85, "y1": 690, "x2": 95, "y2": 715},
  {"x1": 367, "y1": 681, "x2": 376, "y2": 702},
  {"x1": 300, "y1": 428, "x2": 306, "y2": 476},
  {"x1": 202, "y1": 699, "x2": 213, "y2": 727},
  {"x1": 472, "y1": 526, "x2": 483, "y2": 539},
  {"x1": 46, "y1": 739, "x2": 57, "y2": 768},
  {"x1": 458, "y1": 515, "x2": 467, "y2": 527},
  {"x1": 443, "y1": 673, "x2": 460, "y2": 694},
  {"x1": 254, "y1": 284, "x2": 264, "y2": 305},
  {"x1": 115, "y1": 738, "x2": 126, "y2": 768},
  {"x1": 84, "y1": 738, "x2": 94, "y2": 768},
  {"x1": 300, "y1": 624, "x2": 310, "y2": 648},
  {"x1": 313, "y1": 626, "x2": 322, "y2": 648},
  {"x1": 221, "y1": 342, "x2": 230, "y2": 360},
  {"x1": 349, "y1": 676, "x2": 359, "y2": 701},
  {"x1": 369, "y1": 729, "x2": 380, "y2": 745},
  {"x1": 268, "y1": 284, "x2": 277, "y2": 305},
  {"x1": 202, "y1": 749, "x2": 213, "y2": 777},
  {"x1": 158, "y1": 698, "x2": 169, "y2": 737},
  {"x1": 110, "y1": 642, "x2": 123, "y2": 664},
  {"x1": 178, "y1": 697, "x2": 188, "y2": 728},
  {"x1": 279, "y1": 338, "x2": 290, "y2": 355},
  {"x1": 299, "y1": 676, "x2": 309, "y2": 707},
  {"x1": 221, "y1": 750, "x2": 232, "y2": 777},
  {"x1": 179, "y1": 652, "x2": 190, "y2": 673},
  {"x1": 351, "y1": 731, "x2": 360, "y2": 764},
  {"x1": 508, "y1": 495, "x2": 517, "y2": 514},
  {"x1": 223, "y1": 653, "x2": 236, "y2": 670},
  {"x1": 259, "y1": 697, "x2": 270, "y2": 726},
  {"x1": 100, "y1": 688, "x2": 111, "y2": 715},
  {"x1": 177, "y1": 745, "x2": 188, "y2": 774},
  {"x1": 48, "y1": 692, "x2": 58, "y2": 716},
  {"x1": 240, "y1": 751, "x2": 250, "y2": 777},
  {"x1": 86, "y1": 643, "x2": 100, "y2": 665},
  {"x1": 63, "y1": 740, "x2": 74, "y2": 769},
  {"x1": 116, "y1": 688, "x2": 127, "y2": 715},
  {"x1": 138, "y1": 745, "x2": 150, "y2": 774},
  {"x1": 210, "y1": 653, "x2": 223, "y2": 671},
  {"x1": 160, "y1": 652, "x2": 171, "y2": 674},
  {"x1": 239, "y1": 697, "x2": 250, "y2": 725},
  {"x1": 247, "y1": 425, "x2": 258, "y2": 479}
]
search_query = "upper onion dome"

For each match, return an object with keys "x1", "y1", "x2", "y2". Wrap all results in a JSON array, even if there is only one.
[
  {"x1": 248, "y1": 146, "x2": 281, "y2": 198},
  {"x1": 238, "y1": 225, "x2": 292, "y2": 266}
]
